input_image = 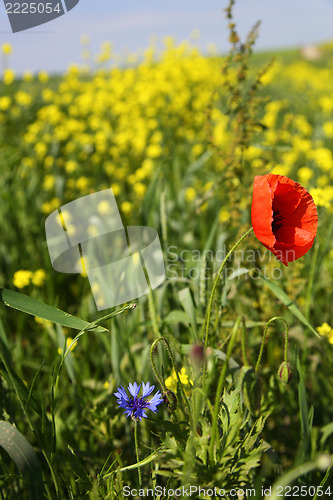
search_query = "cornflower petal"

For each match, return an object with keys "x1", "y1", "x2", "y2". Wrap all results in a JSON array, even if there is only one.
[
  {"x1": 148, "y1": 391, "x2": 164, "y2": 413},
  {"x1": 142, "y1": 381, "x2": 155, "y2": 397},
  {"x1": 114, "y1": 386, "x2": 128, "y2": 401},
  {"x1": 128, "y1": 382, "x2": 141, "y2": 397}
]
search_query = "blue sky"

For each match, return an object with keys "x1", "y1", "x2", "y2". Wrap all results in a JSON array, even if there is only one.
[{"x1": 1, "y1": 0, "x2": 333, "y2": 74}]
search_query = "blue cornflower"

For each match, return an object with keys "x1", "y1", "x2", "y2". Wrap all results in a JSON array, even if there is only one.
[{"x1": 114, "y1": 382, "x2": 163, "y2": 421}]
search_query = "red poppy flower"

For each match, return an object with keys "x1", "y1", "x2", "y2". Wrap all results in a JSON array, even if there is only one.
[{"x1": 251, "y1": 174, "x2": 318, "y2": 266}]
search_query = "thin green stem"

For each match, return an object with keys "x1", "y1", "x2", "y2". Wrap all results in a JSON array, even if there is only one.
[
  {"x1": 202, "y1": 226, "x2": 253, "y2": 351},
  {"x1": 201, "y1": 227, "x2": 253, "y2": 387},
  {"x1": 134, "y1": 421, "x2": 142, "y2": 487},
  {"x1": 209, "y1": 316, "x2": 241, "y2": 464},
  {"x1": 255, "y1": 316, "x2": 289, "y2": 373}
]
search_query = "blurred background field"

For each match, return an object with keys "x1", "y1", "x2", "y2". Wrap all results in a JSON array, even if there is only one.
[{"x1": 1, "y1": 14, "x2": 333, "y2": 499}]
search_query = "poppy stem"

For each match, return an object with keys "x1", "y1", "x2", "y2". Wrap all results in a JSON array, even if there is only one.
[
  {"x1": 202, "y1": 226, "x2": 254, "y2": 352},
  {"x1": 150, "y1": 338, "x2": 192, "y2": 423},
  {"x1": 134, "y1": 421, "x2": 142, "y2": 487},
  {"x1": 255, "y1": 316, "x2": 289, "y2": 373}
]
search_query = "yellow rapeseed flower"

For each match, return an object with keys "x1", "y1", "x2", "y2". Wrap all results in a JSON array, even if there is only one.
[
  {"x1": 38, "y1": 71, "x2": 49, "y2": 83},
  {"x1": 13, "y1": 270, "x2": 33, "y2": 288},
  {"x1": 316, "y1": 322, "x2": 332, "y2": 336},
  {"x1": 185, "y1": 187, "x2": 196, "y2": 202},
  {"x1": 0, "y1": 96, "x2": 11, "y2": 111},
  {"x1": 121, "y1": 201, "x2": 132, "y2": 216},
  {"x1": 3, "y1": 68, "x2": 15, "y2": 85},
  {"x1": 31, "y1": 269, "x2": 46, "y2": 287},
  {"x1": 1, "y1": 43, "x2": 12, "y2": 55}
]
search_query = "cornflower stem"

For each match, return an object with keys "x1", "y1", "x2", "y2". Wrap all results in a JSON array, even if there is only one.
[
  {"x1": 150, "y1": 337, "x2": 192, "y2": 424},
  {"x1": 209, "y1": 316, "x2": 241, "y2": 464},
  {"x1": 202, "y1": 227, "x2": 253, "y2": 384},
  {"x1": 134, "y1": 421, "x2": 142, "y2": 487},
  {"x1": 255, "y1": 316, "x2": 289, "y2": 373}
]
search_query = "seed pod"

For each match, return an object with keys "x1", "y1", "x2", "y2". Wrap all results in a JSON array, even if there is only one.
[{"x1": 278, "y1": 361, "x2": 293, "y2": 384}]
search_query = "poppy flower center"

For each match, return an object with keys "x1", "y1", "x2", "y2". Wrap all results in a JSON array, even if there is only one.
[{"x1": 272, "y1": 208, "x2": 285, "y2": 233}]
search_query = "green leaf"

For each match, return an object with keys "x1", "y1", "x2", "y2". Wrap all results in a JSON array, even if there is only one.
[
  {"x1": 163, "y1": 310, "x2": 191, "y2": 325},
  {"x1": 0, "y1": 288, "x2": 107, "y2": 333},
  {"x1": 297, "y1": 355, "x2": 310, "y2": 458},
  {"x1": 0, "y1": 421, "x2": 45, "y2": 500},
  {"x1": 320, "y1": 422, "x2": 333, "y2": 447},
  {"x1": 258, "y1": 275, "x2": 319, "y2": 337}
]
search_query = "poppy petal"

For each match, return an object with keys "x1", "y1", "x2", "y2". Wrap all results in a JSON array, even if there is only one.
[
  {"x1": 251, "y1": 175, "x2": 275, "y2": 249},
  {"x1": 251, "y1": 174, "x2": 318, "y2": 265}
]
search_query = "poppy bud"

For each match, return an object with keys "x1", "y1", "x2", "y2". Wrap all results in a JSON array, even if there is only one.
[
  {"x1": 189, "y1": 344, "x2": 205, "y2": 368},
  {"x1": 278, "y1": 361, "x2": 293, "y2": 384},
  {"x1": 163, "y1": 390, "x2": 177, "y2": 411},
  {"x1": 241, "y1": 366, "x2": 262, "y2": 417}
]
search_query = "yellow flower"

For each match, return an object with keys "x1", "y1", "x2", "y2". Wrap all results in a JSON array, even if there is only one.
[
  {"x1": 13, "y1": 270, "x2": 33, "y2": 288},
  {"x1": 191, "y1": 143, "x2": 204, "y2": 157},
  {"x1": 31, "y1": 269, "x2": 46, "y2": 287},
  {"x1": 297, "y1": 167, "x2": 313, "y2": 185},
  {"x1": 97, "y1": 200, "x2": 112, "y2": 215},
  {"x1": 323, "y1": 121, "x2": 333, "y2": 138},
  {"x1": 133, "y1": 182, "x2": 147, "y2": 198},
  {"x1": 146, "y1": 144, "x2": 162, "y2": 158},
  {"x1": 15, "y1": 91, "x2": 32, "y2": 107},
  {"x1": 38, "y1": 71, "x2": 49, "y2": 83},
  {"x1": 58, "y1": 337, "x2": 77, "y2": 355},
  {"x1": 43, "y1": 174, "x2": 55, "y2": 190},
  {"x1": 165, "y1": 367, "x2": 193, "y2": 396},
  {"x1": 23, "y1": 71, "x2": 33, "y2": 82},
  {"x1": 121, "y1": 201, "x2": 132, "y2": 216},
  {"x1": 316, "y1": 322, "x2": 332, "y2": 337},
  {"x1": 65, "y1": 160, "x2": 77, "y2": 173},
  {"x1": 3, "y1": 68, "x2": 15, "y2": 85},
  {"x1": 185, "y1": 187, "x2": 196, "y2": 202},
  {"x1": 1, "y1": 43, "x2": 12, "y2": 55},
  {"x1": 34, "y1": 316, "x2": 52, "y2": 328},
  {"x1": 219, "y1": 208, "x2": 229, "y2": 223},
  {"x1": 0, "y1": 96, "x2": 11, "y2": 111},
  {"x1": 76, "y1": 176, "x2": 90, "y2": 191}
]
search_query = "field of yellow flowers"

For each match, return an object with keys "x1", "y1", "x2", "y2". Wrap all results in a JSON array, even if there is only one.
[{"x1": 1, "y1": 12, "x2": 333, "y2": 499}]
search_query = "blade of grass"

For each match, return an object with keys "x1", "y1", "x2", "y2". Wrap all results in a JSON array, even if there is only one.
[
  {"x1": 0, "y1": 421, "x2": 45, "y2": 500},
  {"x1": 0, "y1": 288, "x2": 107, "y2": 333},
  {"x1": 257, "y1": 275, "x2": 319, "y2": 338}
]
